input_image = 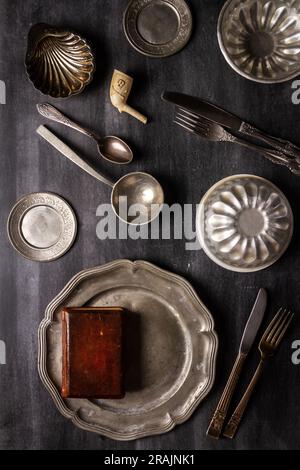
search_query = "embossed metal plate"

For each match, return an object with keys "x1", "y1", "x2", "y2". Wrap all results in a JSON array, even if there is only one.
[
  {"x1": 7, "y1": 192, "x2": 77, "y2": 262},
  {"x1": 38, "y1": 260, "x2": 218, "y2": 440},
  {"x1": 123, "y1": 0, "x2": 193, "y2": 58}
]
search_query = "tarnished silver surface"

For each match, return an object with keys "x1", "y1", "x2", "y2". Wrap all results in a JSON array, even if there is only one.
[
  {"x1": 197, "y1": 175, "x2": 294, "y2": 273},
  {"x1": 38, "y1": 260, "x2": 218, "y2": 440},
  {"x1": 218, "y1": 0, "x2": 300, "y2": 83},
  {"x1": 7, "y1": 192, "x2": 77, "y2": 262},
  {"x1": 37, "y1": 104, "x2": 133, "y2": 165},
  {"x1": 123, "y1": 0, "x2": 192, "y2": 58},
  {"x1": 37, "y1": 126, "x2": 164, "y2": 225},
  {"x1": 26, "y1": 23, "x2": 95, "y2": 97}
]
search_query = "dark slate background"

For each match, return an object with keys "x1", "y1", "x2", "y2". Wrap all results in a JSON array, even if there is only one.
[{"x1": 0, "y1": 0, "x2": 299, "y2": 450}]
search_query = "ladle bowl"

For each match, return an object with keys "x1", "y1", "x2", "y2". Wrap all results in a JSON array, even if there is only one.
[{"x1": 37, "y1": 126, "x2": 164, "y2": 225}]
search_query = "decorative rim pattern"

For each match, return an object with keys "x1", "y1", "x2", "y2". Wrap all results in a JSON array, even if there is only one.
[
  {"x1": 7, "y1": 192, "x2": 77, "y2": 262},
  {"x1": 38, "y1": 260, "x2": 218, "y2": 440},
  {"x1": 123, "y1": 0, "x2": 193, "y2": 58}
]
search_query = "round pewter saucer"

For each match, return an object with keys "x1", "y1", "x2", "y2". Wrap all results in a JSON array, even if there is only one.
[
  {"x1": 123, "y1": 0, "x2": 192, "y2": 58},
  {"x1": 196, "y1": 175, "x2": 293, "y2": 273},
  {"x1": 7, "y1": 192, "x2": 77, "y2": 262}
]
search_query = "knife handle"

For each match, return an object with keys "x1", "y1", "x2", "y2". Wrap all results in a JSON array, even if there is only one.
[
  {"x1": 223, "y1": 359, "x2": 265, "y2": 439},
  {"x1": 240, "y1": 123, "x2": 300, "y2": 171},
  {"x1": 206, "y1": 352, "x2": 247, "y2": 439}
]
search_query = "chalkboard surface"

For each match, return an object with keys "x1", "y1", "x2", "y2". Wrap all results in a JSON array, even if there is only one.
[{"x1": 0, "y1": 0, "x2": 299, "y2": 450}]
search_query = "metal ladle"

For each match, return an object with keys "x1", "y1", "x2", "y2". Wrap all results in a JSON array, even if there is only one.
[
  {"x1": 37, "y1": 103, "x2": 133, "y2": 165},
  {"x1": 36, "y1": 126, "x2": 164, "y2": 225}
]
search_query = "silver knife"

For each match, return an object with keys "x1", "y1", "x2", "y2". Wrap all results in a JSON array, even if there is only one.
[
  {"x1": 162, "y1": 91, "x2": 300, "y2": 165},
  {"x1": 206, "y1": 288, "x2": 267, "y2": 439}
]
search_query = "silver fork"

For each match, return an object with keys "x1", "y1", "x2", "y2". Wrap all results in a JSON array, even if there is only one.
[
  {"x1": 174, "y1": 107, "x2": 300, "y2": 175},
  {"x1": 223, "y1": 307, "x2": 294, "y2": 439}
]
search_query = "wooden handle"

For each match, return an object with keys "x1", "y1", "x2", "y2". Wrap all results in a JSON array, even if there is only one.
[
  {"x1": 223, "y1": 359, "x2": 265, "y2": 439},
  {"x1": 123, "y1": 104, "x2": 147, "y2": 124},
  {"x1": 206, "y1": 352, "x2": 247, "y2": 439}
]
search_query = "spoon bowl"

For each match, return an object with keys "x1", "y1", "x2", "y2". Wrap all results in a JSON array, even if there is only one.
[
  {"x1": 101, "y1": 136, "x2": 133, "y2": 164},
  {"x1": 37, "y1": 103, "x2": 133, "y2": 164}
]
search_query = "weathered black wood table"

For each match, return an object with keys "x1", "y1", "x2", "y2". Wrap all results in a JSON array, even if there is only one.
[{"x1": 0, "y1": 0, "x2": 299, "y2": 450}]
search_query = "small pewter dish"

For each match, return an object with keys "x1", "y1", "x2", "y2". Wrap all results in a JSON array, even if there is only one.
[
  {"x1": 25, "y1": 23, "x2": 95, "y2": 98},
  {"x1": 218, "y1": 0, "x2": 300, "y2": 83},
  {"x1": 197, "y1": 175, "x2": 293, "y2": 273}
]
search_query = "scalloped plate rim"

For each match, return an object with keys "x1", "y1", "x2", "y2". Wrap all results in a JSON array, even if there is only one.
[{"x1": 38, "y1": 259, "x2": 218, "y2": 440}]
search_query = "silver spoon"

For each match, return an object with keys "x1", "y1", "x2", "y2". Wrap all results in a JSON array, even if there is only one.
[
  {"x1": 36, "y1": 125, "x2": 164, "y2": 226},
  {"x1": 37, "y1": 103, "x2": 133, "y2": 165}
]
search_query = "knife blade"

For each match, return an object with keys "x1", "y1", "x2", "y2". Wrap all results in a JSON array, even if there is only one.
[
  {"x1": 206, "y1": 288, "x2": 267, "y2": 439},
  {"x1": 162, "y1": 91, "x2": 243, "y2": 130},
  {"x1": 239, "y1": 288, "x2": 267, "y2": 354}
]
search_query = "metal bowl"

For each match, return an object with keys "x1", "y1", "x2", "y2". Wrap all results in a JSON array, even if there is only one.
[
  {"x1": 196, "y1": 175, "x2": 294, "y2": 272},
  {"x1": 218, "y1": 0, "x2": 300, "y2": 83},
  {"x1": 25, "y1": 23, "x2": 95, "y2": 98}
]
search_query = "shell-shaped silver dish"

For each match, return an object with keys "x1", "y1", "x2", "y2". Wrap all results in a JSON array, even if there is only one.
[
  {"x1": 25, "y1": 23, "x2": 95, "y2": 98},
  {"x1": 197, "y1": 175, "x2": 293, "y2": 272},
  {"x1": 218, "y1": 0, "x2": 300, "y2": 83}
]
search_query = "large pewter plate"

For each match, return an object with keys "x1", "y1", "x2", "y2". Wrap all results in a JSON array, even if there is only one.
[{"x1": 38, "y1": 260, "x2": 218, "y2": 440}]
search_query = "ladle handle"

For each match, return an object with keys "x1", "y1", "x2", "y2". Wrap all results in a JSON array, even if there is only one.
[
  {"x1": 36, "y1": 125, "x2": 114, "y2": 188},
  {"x1": 37, "y1": 103, "x2": 98, "y2": 141}
]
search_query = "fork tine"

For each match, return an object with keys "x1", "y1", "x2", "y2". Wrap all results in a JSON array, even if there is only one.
[
  {"x1": 177, "y1": 107, "x2": 205, "y2": 122},
  {"x1": 175, "y1": 114, "x2": 197, "y2": 128},
  {"x1": 175, "y1": 111, "x2": 208, "y2": 131},
  {"x1": 260, "y1": 307, "x2": 284, "y2": 343},
  {"x1": 271, "y1": 311, "x2": 294, "y2": 345},
  {"x1": 173, "y1": 118, "x2": 196, "y2": 134},
  {"x1": 176, "y1": 108, "x2": 210, "y2": 129},
  {"x1": 174, "y1": 115, "x2": 208, "y2": 137},
  {"x1": 274, "y1": 313, "x2": 294, "y2": 347},
  {"x1": 265, "y1": 308, "x2": 288, "y2": 343}
]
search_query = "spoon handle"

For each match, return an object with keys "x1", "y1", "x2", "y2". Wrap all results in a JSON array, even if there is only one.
[
  {"x1": 36, "y1": 125, "x2": 114, "y2": 188},
  {"x1": 37, "y1": 103, "x2": 97, "y2": 141}
]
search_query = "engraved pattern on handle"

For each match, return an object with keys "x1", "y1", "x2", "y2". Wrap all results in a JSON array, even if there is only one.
[
  {"x1": 223, "y1": 359, "x2": 265, "y2": 439},
  {"x1": 37, "y1": 103, "x2": 97, "y2": 141},
  {"x1": 240, "y1": 122, "x2": 300, "y2": 174},
  {"x1": 207, "y1": 353, "x2": 247, "y2": 439},
  {"x1": 222, "y1": 132, "x2": 299, "y2": 170}
]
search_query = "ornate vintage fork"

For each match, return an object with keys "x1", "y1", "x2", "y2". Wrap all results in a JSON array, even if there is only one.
[
  {"x1": 223, "y1": 308, "x2": 294, "y2": 439},
  {"x1": 174, "y1": 107, "x2": 300, "y2": 175}
]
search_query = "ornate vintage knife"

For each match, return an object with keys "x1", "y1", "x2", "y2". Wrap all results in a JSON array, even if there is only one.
[
  {"x1": 206, "y1": 288, "x2": 267, "y2": 439},
  {"x1": 161, "y1": 91, "x2": 300, "y2": 166}
]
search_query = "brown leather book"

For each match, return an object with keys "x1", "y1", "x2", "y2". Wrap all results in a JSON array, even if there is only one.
[{"x1": 61, "y1": 307, "x2": 124, "y2": 399}]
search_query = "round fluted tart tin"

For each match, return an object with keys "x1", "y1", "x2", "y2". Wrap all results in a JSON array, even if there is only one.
[
  {"x1": 217, "y1": 0, "x2": 300, "y2": 84},
  {"x1": 196, "y1": 175, "x2": 294, "y2": 273}
]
